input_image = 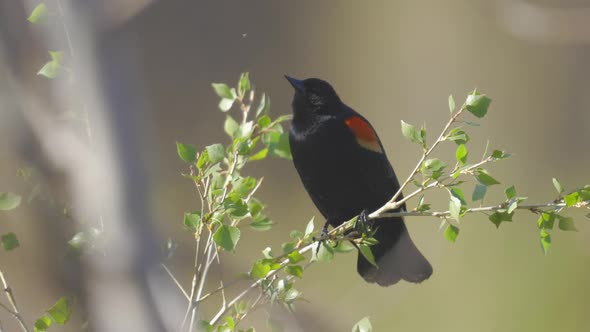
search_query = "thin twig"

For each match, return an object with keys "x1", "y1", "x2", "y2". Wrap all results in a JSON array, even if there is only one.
[
  {"x1": 0, "y1": 270, "x2": 30, "y2": 332},
  {"x1": 372, "y1": 105, "x2": 466, "y2": 217},
  {"x1": 161, "y1": 264, "x2": 189, "y2": 301},
  {"x1": 376, "y1": 201, "x2": 584, "y2": 219}
]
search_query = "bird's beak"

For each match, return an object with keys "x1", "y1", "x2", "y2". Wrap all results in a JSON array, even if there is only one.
[{"x1": 285, "y1": 75, "x2": 305, "y2": 93}]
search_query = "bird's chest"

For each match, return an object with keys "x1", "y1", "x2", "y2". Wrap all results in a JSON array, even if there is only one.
[{"x1": 290, "y1": 123, "x2": 392, "y2": 218}]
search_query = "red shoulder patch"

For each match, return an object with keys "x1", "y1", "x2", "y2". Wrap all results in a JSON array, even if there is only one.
[{"x1": 345, "y1": 116, "x2": 383, "y2": 153}]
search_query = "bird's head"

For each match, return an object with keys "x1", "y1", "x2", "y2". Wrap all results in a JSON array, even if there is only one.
[{"x1": 285, "y1": 76, "x2": 343, "y2": 116}]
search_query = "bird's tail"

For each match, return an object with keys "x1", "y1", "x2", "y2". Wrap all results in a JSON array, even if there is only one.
[{"x1": 357, "y1": 217, "x2": 432, "y2": 286}]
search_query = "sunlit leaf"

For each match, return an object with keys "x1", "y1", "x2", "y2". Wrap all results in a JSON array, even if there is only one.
[
  {"x1": 465, "y1": 90, "x2": 491, "y2": 118},
  {"x1": 456, "y1": 144, "x2": 468, "y2": 165},
  {"x1": 448, "y1": 94, "x2": 455, "y2": 113},
  {"x1": 401, "y1": 120, "x2": 422, "y2": 145},
  {"x1": 47, "y1": 297, "x2": 71, "y2": 324},
  {"x1": 352, "y1": 316, "x2": 373, "y2": 332},
  {"x1": 286, "y1": 265, "x2": 303, "y2": 278},
  {"x1": 213, "y1": 225, "x2": 241, "y2": 252},
  {"x1": 540, "y1": 229, "x2": 551, "y2": 255},
  {"x1": 552, "y1": 178, "x2": 563, "y2": 194},
  {"x1": 0, "y1": 192, "x2": 21, "y2": 211},
  {"x1": 212, "y1": 83, "x2": 234, "y2": 99},
  {"x1": 1, "y1": 233, "x2": 19, "y2": 251},
  {"x1": 28, "y1": 3, "x2": 48, "y2": 24},
  {"x1": 176, "y1": 142, "x2": 197, "y2": 162},
  {"x1": 472, "y1": 183, "x2": 487, "y2": 201},
  {"x1": 558, "y1": 216, "x2": 577, "y2": 231},
  {"x1": 358, "y1": 244, "x2": 377, "y2": 267},
  {"x1": 444, "y1": 224, "x2": 459, "y2": 243}
]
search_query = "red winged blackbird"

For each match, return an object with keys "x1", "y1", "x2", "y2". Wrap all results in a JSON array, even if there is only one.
[{"x1": 286, "y1": 76, "x2": 432, "y2": 286}]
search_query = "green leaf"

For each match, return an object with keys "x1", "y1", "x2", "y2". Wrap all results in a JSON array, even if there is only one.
[
  {"x1": 450, "y1": 188, "x2": 467, "y2": 206},
  {"x1": 259, "y1": 95, "x2": 271, "y2": 118},
  {"x1": 223, "y1": 194, "x2": 249, "y2": 217},
  {"x1": 224, "y1": 115, "x2": 240, "y2": 138},
  {"x1": 558, "y1": 216, "x2": 577, "y2": 231},
  {"x1": 213, "y1": 225, "x2": 241, "y2": 252},
  {"x1": 37, "y1": 51, "x2": 64, "y2": 79},
  {"x1": 333, "y1": 241, "x2": 355, "y2": 253},
  {"x1": 540, "y1": 229, "x2": 551, "y2": 255},
  {"x1": 225, "y1": 317, "x2": 236, "y2": 330},
  {"x1": 28, "y1": 3, "x2": 48, "y2": 24},
  {"x1": 358, "y1": 244, "x2": 377, "y2": 267},
  {"x1": 249, "y1": 148, "x2": 268, "y2": 161},
  {"x1": 198, "y1": 321, "x2": 213, "y2": 332},
  {"x1": 449, "y1": 196, "x2": 461, "y2": 221},
  {"x1": 68, "y1": 232, "x2": 88, "y2": 250},
  {"x1": 248, "y1": 198, "x2": 264, "y2": 217},
  {"x1": 0, "y1": 192, "x2": 22, "y2": 211},
  {"x1": 183, "y1": 212, "x2": 201, "y2": 231},
  {"x1": 196, "y1": 150, "x2": 209, "y2": 170},
  {"x1": 257, "y1": 115, "x2": 271, "y2": 129},
  {"x1": 262, "y1": 247, "x2": 273, "y2": 259},
  {"x1": 176, "y1": 142, "x2": 197, "y2": 162},
  {"x1": 1, "y1": 233, "x2": 19, "y2": 251},
  {"x1": 446, "y1": 128, "x2": 469, "y2": 145},
  {"x1": 218, "y1": 98, "x2": 234, "y2": 112},
  {"x1": 455, "y1": 144, "x2": 468, "y2": 165},
  {"x1": 352, "y1": 316, "x2": 373, "y2": 332},
  {"x1": 314, "y1": 242, "x2": 334, "y2": 263},
  {"x1": 284, "y1": 288, "x2": 301, "y2": 303},
  {"x1": 400, "y1": 120, "x2": 422, "y2": 144},
  {"x1": 507, "y1": 199, "x2": 518, "y2": 214},
  {"x1": 444, "y1": 224, "x2": 459, "y2": 243},
  {"x1": 475, "y1": 169, "x2": 500, "y2": 186},
  {"x1": 564, "y1": 192, "x2": 578, "y2": 207},
  {"x1": 465, "y1": 90, "x2": 491, "y2": 118},
  {"x1": 47, "y1": 297, "x2": 71, "y2": 324},
  {"x1": 206, "y1": 144, "x2": 225, "y2": 163},
  {"x1": 287, "y1": 250, "x2": 305, "y2": 264},
  {"x1": 489, "y1": 211, "x2": 513, "y2": 228},
  {"x1": 250, "y1": 216, "x2": 273, "y2": 231},
  {"x1": 472, "y1": 183, "x2": 487, "y2": 201},
  {"x1": 289, "y1": 230, "x2": 304, "y2": 241},
  {"x1": 238, "y1": 72, "x2": 251, "y2": 96},
  {"x1": 37, "y1": 61, "x2": 60, "y2": 79},
  {"x1": 505, "y1": 185, "x2": 516, "y2": 199},
  {"x1": 424, "y1": 158, "x2": 446, "y2": 172},
  {"x1": 236, "y1": 121, "x2": 254, "y2": 139},
  {"x1": 212, "y1": 83, "x2": 234, "y2": 99},
  {"x1": 552, "y1": 178, "x2": 563, "y2": 194},
  {"x1": 286, "y1": 265, "x2": 303, "y2": 278},
  {"x1": 448, "y1": 95, "x2": 455, "y2": 113},
  {"x1": 538, "y1": 212, "x2": 555, "y2": 229},
  {"x1": 491, "y1": 150, "x2": 510, "y2": 159},
  {"x1": 34, "y1": 315, "x2": 52, "y2": 332},
  {"x1": 420, "y1": 125, "x2": 426, "y2": 144},
  {"x1": 269, "y1": 132, "x2": 291, "y2": 159},
  {"x1": 255, "y1": 93, "x2": 267, "y2": 117},
  {"x1": 362, "y1": 237, "x2": 379, "y2": 246},
  {"x1": 250, "y1": 260, "x2": 271, "y2": 279},
  {"x1": 232, "y1": 176, "x2": 257, "y2": 195},
  {"x1": 303, "y1": 218, "x2": 315, "y2": 238},
  {"x1": 281, "y1": 241, "x2": 296, "y2": 254}
]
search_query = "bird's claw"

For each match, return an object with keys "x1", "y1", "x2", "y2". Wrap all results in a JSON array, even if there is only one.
[
  {"x1": 312, "y1": 221, "x2": 330, "y2": 255},
  {"x1": 353, "y1": 209, "x2": 373, "y2": 234}
]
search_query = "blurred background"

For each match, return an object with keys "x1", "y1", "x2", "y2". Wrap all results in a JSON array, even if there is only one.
[{"x1": 1, "y1": 0, "x2": 589, "y2": 331}]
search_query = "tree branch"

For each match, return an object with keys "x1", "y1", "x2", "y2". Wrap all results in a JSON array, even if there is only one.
[{"x1": 0, "y1": 270, "x2": 29, "y2": 332}]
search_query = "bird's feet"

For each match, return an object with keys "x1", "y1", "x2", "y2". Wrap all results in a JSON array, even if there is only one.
[
  {"x1": 312, "y1": 220, "x2": 330, "y2": 255},
  {"x1": 353, "y1": 209, "x2": 373, "y2": 235}
]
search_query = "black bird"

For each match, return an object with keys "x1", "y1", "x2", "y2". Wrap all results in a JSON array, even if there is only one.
[{"x1": 286, "y1": 76, "x2": 432, "y2": 286}]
